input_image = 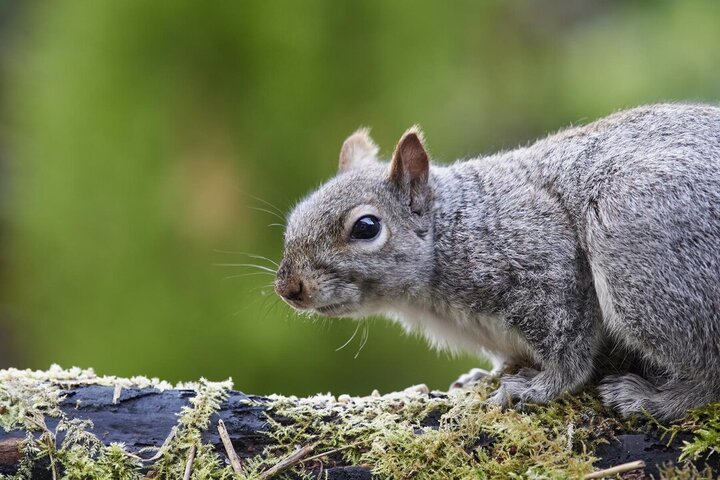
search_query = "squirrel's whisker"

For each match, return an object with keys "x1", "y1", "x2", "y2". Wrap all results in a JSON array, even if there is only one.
[
  {"x1": 223, "y1": 272, "x2": 276, "y2": 280},
  {"x1": 336, "y1": 322, "x2": 362, "y2": 352},
  {"x1": 354, "y1": 323, "x2": 369, "y2": 359},
  {"x1": 213, "y1": 263, "x2": 277, "y2": 274},
  {"x1": 242, "y1": 254, "x2": 279, "y2": 268},
  {"x1": 260, "y1": 296, "x2": 284, "y2": 322},
  {"x1": 248, "y1": 206, "x2": 285, "y2": 222},
  {"x1": 248, "y1": 283, "x2": 276, "y2": 294},
  {"x1": 244, "y1": 193, "x2": 285, "y2": 216},
  {"x1": 213, "y1": 250, "x2": 280, "y2": 268}
]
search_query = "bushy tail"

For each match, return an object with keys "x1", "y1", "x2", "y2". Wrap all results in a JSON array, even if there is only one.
[{"x1": 598, "y1": 373, "x2": 719, "y2": 421}]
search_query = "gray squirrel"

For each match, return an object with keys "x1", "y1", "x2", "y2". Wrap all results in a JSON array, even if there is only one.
[{"x1": 275, "y1": 104, "x2": 720, "y2": 420}]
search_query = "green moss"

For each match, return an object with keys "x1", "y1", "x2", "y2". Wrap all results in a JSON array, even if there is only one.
[
  {"x1": 0, "y1": 366, "x2": 718, "y2": 479},
  {"x1": 657, "y1": 463, "x2": 716, "y2": 480},
  {"x1": 261, "y1": 384, "x2": 619, "y2": 479},
  {"x1": 150, "y1": 378, "x2": 234, "y2": 480},
  {"x1": 661, "y1": 402, "x2": 720, "y2": 463},
  {"x1": 0, "y1": 367, "x2": 234, "y2": 480}
]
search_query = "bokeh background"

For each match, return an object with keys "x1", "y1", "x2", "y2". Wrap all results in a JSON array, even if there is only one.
[{"x1": 0, "y1": 0, "x2": 719, "y2": 396}]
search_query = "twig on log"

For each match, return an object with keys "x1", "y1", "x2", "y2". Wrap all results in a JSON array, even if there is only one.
[
  {"x1": 303, "y1": 444, "x2": 358, "y2": 464},
  {"x1": 112, "y1": 384, "x2": 122, "y2": 404},
  {"x1": 259, "y1": 443, "x2": 316, "y2": 479},
  {"x1": 183, "y1": 445, "x2": 196, "y2": 480},
  {"x1": 584, "y1": 459, "x2": 646, "y2": 479},
  {"x1": 217, "y1": 419, "x2": 243, "y2": 473},
  {"x1": 138, "y1": 426, "x2": 177, "y2": 463},
  {"x1": 0, "y1": 438, "x2": 23, "y2": 466}
]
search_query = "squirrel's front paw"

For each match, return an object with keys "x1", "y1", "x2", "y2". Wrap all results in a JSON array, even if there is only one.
[
  {"x1": 486, "y1": 368, "x2": 541, "y2": 409},
  {"x1": 450, "y1": 367, "x2": 492, "y2": 390}
]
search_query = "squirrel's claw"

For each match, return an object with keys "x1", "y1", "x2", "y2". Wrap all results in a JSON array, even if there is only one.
[
  {"x1": 449, "y1": 367, "x2": 492, "y2": 390},
  {"x1": 485, "y1": 368, "x2": 543, "y2": 409}
]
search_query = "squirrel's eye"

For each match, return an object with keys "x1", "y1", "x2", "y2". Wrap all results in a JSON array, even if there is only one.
[{"x1": 350, "y1": 215, "x2": 381, "y2": 240}]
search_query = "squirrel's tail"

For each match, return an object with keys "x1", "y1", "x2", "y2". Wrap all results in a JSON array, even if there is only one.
[{"x1": 597, "y1": 373, "x2": 719, "y2": 421}]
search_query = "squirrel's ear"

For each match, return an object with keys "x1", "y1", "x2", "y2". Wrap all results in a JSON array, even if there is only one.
[
  {"x1": 389, "y1": 126, "x2": 430, "y2": 212},
  {"x1": 338, "y1": 128, "x2": 379, "y2": 174}
]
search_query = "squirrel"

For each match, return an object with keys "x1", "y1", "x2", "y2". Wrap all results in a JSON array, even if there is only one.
[{"x1": 275, "y1": 104, "x2": 720, "y2": 421}]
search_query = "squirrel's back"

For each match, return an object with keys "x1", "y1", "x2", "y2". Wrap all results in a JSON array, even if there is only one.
[{"x1": 465, "y1": 103, "x2": 720, "y2": 248}]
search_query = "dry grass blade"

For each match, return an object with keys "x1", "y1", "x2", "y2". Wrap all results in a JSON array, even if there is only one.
[
  {"x1": 259, "y1": 443, "x2": 316, "y2": 479},
  {"x1": 217, "y1": 419, "x2": 243, "y2": 473},
  {"x1": 302, "y1": 443, "x2": 357, "y2": 464},
  {"x1": 583, "y1": 460, "x2": 645, "y2": 479},
  {"x1": 183, "y1": 445, "x2": 196, "y2": 480}
]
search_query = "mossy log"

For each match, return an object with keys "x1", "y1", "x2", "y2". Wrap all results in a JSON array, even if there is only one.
[
  {"x1": 0, "y1": 368, "x2": 718, "y2": 479},
  {"x1": 0, "y1": 385, "x2": 375, "y2": 479}
]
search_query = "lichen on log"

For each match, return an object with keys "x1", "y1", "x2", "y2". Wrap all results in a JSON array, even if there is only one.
[{"x1": 0, "y1": 366, "x2": 718, "y2": 479}]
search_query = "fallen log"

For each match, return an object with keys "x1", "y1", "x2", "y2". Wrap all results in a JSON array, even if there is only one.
[{"x1": 0, "y1": 368, "x2": 717, "y2": 479}]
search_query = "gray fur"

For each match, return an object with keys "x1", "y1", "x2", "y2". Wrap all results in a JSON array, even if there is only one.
[{"x1": 276, "y1": 104, "x2": 720, "y2": 421}]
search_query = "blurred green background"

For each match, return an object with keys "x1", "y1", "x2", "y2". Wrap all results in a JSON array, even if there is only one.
[{"x1": 0, "y1": 0, "x2": 719, "y2": 396}]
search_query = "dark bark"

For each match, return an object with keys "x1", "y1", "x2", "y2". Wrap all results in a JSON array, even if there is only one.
[{"x1": 0, "y1": 385, "x2": 716, "y2": 479}]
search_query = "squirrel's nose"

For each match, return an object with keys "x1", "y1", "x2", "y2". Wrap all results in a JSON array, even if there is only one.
[{"x1": 276, "y1": 276, "x2": 306, "y2": 304}]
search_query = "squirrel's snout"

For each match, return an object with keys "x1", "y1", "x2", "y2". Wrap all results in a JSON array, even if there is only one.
[{"x1": 275, "y1": 274, "x2": 309, "y2": 307}]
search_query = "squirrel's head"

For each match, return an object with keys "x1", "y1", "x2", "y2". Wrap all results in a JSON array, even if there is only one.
[{"x1": 275, "y1": 127, "x2": 435, "y2": 317}]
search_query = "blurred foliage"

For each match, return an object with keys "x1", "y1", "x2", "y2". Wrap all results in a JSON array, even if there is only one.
[{"x1": 1, "y1": 0, "x2": 720, "y2": 396}]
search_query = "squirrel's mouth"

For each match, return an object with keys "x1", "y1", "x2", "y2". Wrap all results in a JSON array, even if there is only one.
[{"x1": 314, "y1": 302, "x2": 356, "y2": 317}]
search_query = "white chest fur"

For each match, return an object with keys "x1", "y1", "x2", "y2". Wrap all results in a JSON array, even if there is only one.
[{"x1": 384, "y1": 304, "x2": 534, "y2": 371}]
